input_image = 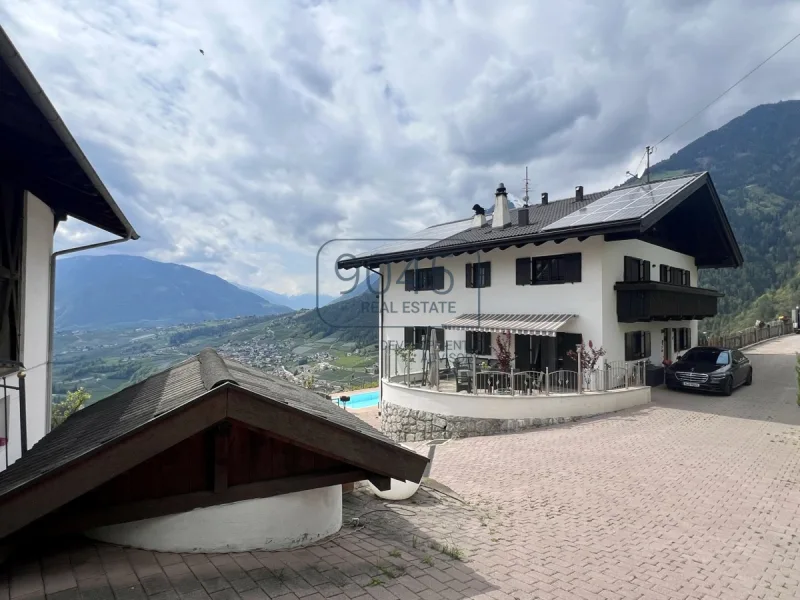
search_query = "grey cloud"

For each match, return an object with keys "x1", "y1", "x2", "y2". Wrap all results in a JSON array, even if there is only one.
[
  {"x1": 5, "y1": 0, "x2": 800, "y2": 295},
  {"x1": 446, "y1": 60, "x2": 601, "y2": 166}
]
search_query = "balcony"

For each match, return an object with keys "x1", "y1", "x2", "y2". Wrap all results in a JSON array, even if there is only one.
[{"x1": 614, "y1": 281, "x2": 722, "y2": 323}]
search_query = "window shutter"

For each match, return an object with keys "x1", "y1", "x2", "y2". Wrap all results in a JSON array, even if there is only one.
[
  {"x1": 404, "y1": 327, "x2": 414, "y2": 346},
  {"x1": 483, "y1": 263, "x2": 491, "y2": 287},
  {"x1": 465, "y1": 263, "x2": 473, "y2": 288},
  {"x1": 481, "y1": 332, "x2": 491, "y2": 355},
  {"x1": 433, "y1": 266, "x2": 445, "y2": 290},
  {"x1": 660, "y1": 265, "x2": 667, "y2": 282},
  {"x1": 404, "y1": 270, "x2": 415, "y2": 291},
  {"x1": 644, "y1": 331, "x2": 651, "y2": 358},
  {"x1": 624, "y1": 256, "x2": 637, "y2": 282},
  {"x1": 624, "y1": 332, "x2": 633, "y2": 361},
  {"x1": 516, "y1": 258, "x2": 531, "y2": 285},
  {"x1": 465, "y1": 332, "x2": 474, "y2": 354},
  {"x1": 643, "y1": 260, "x2": 651, "y2": 281},
  {"x1": 567, "y1": 254, "x2": 581, "y2": 282}
]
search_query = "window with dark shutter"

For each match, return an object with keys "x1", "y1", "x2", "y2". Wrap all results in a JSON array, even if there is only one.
[
  {"x1": 659, "y1": 265, "x2": 668, "y2": 282},
  {"x1": 432, "y1": 267, "x2": 445, "y2": 290},
  {"x1": 465, "y1": 332, "x2": 474, "y2": 354},
  {"x1": 624, "y1": 256, "x2": 650, "y2": 282},
  {"x1": 624, "y1": 256, "x2": 638, "y2": 282},
  {"x1": 479, "y1": 262, "x2": 491, "y2": 287},
  {"x1": 516, "y1": 258, "x2": 531, "y2": 285},
  {"x1": 404, "y1": 270, "x2": 415, "y2": 291},
  {"x1": 465, "y1": 263, "x2": 474, "y2": 288},
  {"x1": 625, "y1": 331, "x2": 650, "y2": 360},
  {"x1": 0, "y1": 184, "x2": 23, "y2": 376},
  {"x1": 404, "y1": 327, "x2": 414, "y2": 346}
]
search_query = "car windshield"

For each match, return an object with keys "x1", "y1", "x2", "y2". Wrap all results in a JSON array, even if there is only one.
[{"x1": 681, "y1": 348, "x2": 729, "y2": 365}]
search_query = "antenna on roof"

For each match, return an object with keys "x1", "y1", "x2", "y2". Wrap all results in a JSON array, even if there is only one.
[
  {"x1": 645, "y1": 146, "x2": 653, "y2": 184},
  {"x1": 523, "y1": 166, "x2": 530, "y2": 207}
]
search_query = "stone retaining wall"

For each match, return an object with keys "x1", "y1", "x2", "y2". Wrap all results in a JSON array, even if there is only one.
[{"x1": 380, "y1": 400, "x2": 584, "y2": 441}]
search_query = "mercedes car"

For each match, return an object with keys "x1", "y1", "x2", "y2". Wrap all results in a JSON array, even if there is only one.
[{"x1": 664, "y1": 346, "x2": 752, "y2": 396}]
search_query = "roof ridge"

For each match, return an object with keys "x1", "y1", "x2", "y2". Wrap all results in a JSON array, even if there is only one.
[{"x1": 198, "y1": 347, "x2": 237, "y2": 390}]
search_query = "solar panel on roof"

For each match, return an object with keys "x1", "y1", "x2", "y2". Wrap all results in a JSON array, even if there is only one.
[
  {"x1": 541, "y1": 174, "x2": 700, "y2": 232},
  {"x1": 355, "y1": 219, "x2": 473, "y2": 257}
]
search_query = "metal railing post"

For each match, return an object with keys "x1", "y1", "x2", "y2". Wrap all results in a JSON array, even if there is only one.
[
  {"x1": 510, "y1": 366, "x2": 515, "y2": 396},
  {"x1": 577, "y1": 346, "x2": 583, "y2": 394},
  {"x1": 472, "y1": 354, "x2": 477, "y2": 395},
  {"x1": 545, "y1": 367, "x2": 550, "y2": 395}
]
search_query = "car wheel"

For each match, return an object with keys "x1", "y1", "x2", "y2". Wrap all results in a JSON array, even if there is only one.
[
  {"x1": 745, "y1": 368, "x2": 753, "y2": 386},
  {"x1": 722, "y1": 376, "x2": 734, "y2": 396}
]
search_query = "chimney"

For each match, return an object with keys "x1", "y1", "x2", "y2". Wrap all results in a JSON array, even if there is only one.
[
  {"x1": 472, "y1": 203, "x2": 487, "y2": 227},
  {"x1": 518, "y1": 207, "x2": 529, "y2": 226},
  {"x1": 575, "y1": 186, "x2": 584, "y2": 202},
  {"x1": 541, "y1": 192, "x2": 548, "y2": 205},
  {"x1": 492, "y1": 183, "x2": 511, "y2": 228}
]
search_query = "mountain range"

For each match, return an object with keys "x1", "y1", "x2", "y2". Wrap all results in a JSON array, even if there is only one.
[{"x1": 55, "y1": 255, "x2": 292, "y2": 330}]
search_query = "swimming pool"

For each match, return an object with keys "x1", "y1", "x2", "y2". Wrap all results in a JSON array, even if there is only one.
[{"x1": 333, "y1": 390, "x2": 379, "y2": 410}]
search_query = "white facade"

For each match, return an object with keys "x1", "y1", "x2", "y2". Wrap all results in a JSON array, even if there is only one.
[
  {"x1": 86, "y1": 485, "x2": 343, "y2": 553},
  {"x1": 377, "y1": 235, "x2": 698, "y2": 375},
  {"x1": 1, "y1": 192, "x2": 54, "y2": 470}
]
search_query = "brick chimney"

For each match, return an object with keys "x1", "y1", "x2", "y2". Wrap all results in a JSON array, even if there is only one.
[{"x1": 492, "y1": 183, "x2": 511, "y2": 228}]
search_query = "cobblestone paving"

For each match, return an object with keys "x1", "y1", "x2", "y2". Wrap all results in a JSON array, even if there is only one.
[{"x1": 3, "y1": 336, "x2": 800, "y2": 600}]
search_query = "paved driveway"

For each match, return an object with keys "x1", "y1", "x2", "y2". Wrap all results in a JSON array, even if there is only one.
[
  {"x1": 3, "y1": 336, "x2": 800, "y2": 600},
  {"x1": 429, "y1": 334, "x2": 800, "y2": 599}
]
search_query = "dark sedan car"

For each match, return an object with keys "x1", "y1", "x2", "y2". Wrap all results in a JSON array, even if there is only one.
[{"x1": 665, "y1": 347, "x2": 752, "y2": 396}]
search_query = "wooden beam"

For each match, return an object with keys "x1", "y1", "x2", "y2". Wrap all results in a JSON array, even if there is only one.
[
  {"x1": 214, "y1": 421, "x2": 231, "y2": 493},
  {"x1": 0, "y1": 390, "x2": 229, "y2": 540},
  {"x1": 367, "y1": 475, "x2": 391, "y2": 491},
  {"x1": 227, "y1": 389, "x2": 428, "y2": 483},
  {"x1": 25, "y1": 467, "x2": 370, "y2": 537}
]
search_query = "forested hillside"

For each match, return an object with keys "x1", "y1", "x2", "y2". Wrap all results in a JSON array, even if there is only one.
[{"x1": 649, "y1": 100, "x2": 800, "y2": 332}]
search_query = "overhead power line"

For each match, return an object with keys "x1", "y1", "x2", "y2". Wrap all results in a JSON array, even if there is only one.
[{"x1": 653, "y1": 29, "x2": 800, "y2": 149}]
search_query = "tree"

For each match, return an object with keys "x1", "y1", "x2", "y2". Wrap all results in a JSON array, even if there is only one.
[
  {"x1": 52, "y1": 387, "x2": 90, "y2": 429},
  {"x1": 567, "y1": 341, "x2": 606, "y2": 388},
  {"x1": 494, "y1": 332, "x2": 512, "y2": 372}
]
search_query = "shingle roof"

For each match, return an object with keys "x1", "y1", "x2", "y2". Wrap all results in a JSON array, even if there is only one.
[
  {"x1": 0, "y1": 349, "x2": 397, "y2": 499},
  {"x1": 429, "y1": 189, "x2": 611, "y2": 250}
]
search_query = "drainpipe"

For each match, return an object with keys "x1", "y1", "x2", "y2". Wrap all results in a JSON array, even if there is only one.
[
  {"x1": 46, "y1": 234, "x2": 133, "y2": 431},
  {"x1": 365, "y1": 266, "x2": 383, "y2": 414}
]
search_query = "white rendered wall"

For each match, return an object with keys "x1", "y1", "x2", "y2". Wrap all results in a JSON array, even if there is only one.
[
  {"x1": 377, "y1": 235, "x2": 701, "y2": 371},
  {"x1": 2, "y1": 192, "x2": 53, "y2": 470},
  {"x1": 379, "y1": 236, "x2": 605, "y2": 370},
  {"x1": 383, "y1": 380, "x2": 650, "y2": 420},
  {"x1": 86, "y1": 485, "x2": 343, "y2": 553}
]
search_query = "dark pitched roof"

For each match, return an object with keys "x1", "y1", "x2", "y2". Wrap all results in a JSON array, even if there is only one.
[
  {"x1": 0, "y1": 25, "x2": 137, "y2": 238},
  {"x1": 338, "y1": 172, "x2": 743, "y2": 269},
  {"x1": 0, "y1": 348, "x2": 401, "y2": 500}
]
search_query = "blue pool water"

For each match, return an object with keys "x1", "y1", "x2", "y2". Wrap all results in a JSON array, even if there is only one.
[{"x1": 333, "y1": 390, "x2": 379, "y2": 409}]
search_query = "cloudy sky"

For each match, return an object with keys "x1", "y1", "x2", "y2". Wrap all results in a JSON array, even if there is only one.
[{"x1": 3, "y1": 0, "x2": 800, "y2": 298}]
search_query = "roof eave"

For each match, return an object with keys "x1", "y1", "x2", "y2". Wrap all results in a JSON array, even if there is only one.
[
  {"x1": 0, "y1": 26, "x2": 139, "y2": 240},
  {"x1": 338, "y1": 220, "x2": 642, "y2": 270},
  {"x1": 639, "y1": 172, "x2": 743, "y2": 269}
]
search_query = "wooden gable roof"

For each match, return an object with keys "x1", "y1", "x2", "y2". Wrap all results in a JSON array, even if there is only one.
[{"x1": 0, "y1": 349, "x2": 427, "y2": 541}]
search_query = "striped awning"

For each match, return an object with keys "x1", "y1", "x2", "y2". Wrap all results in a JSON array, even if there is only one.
[{"x1": 441, "y1": 313, "x2": 576, "y2": 337}]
